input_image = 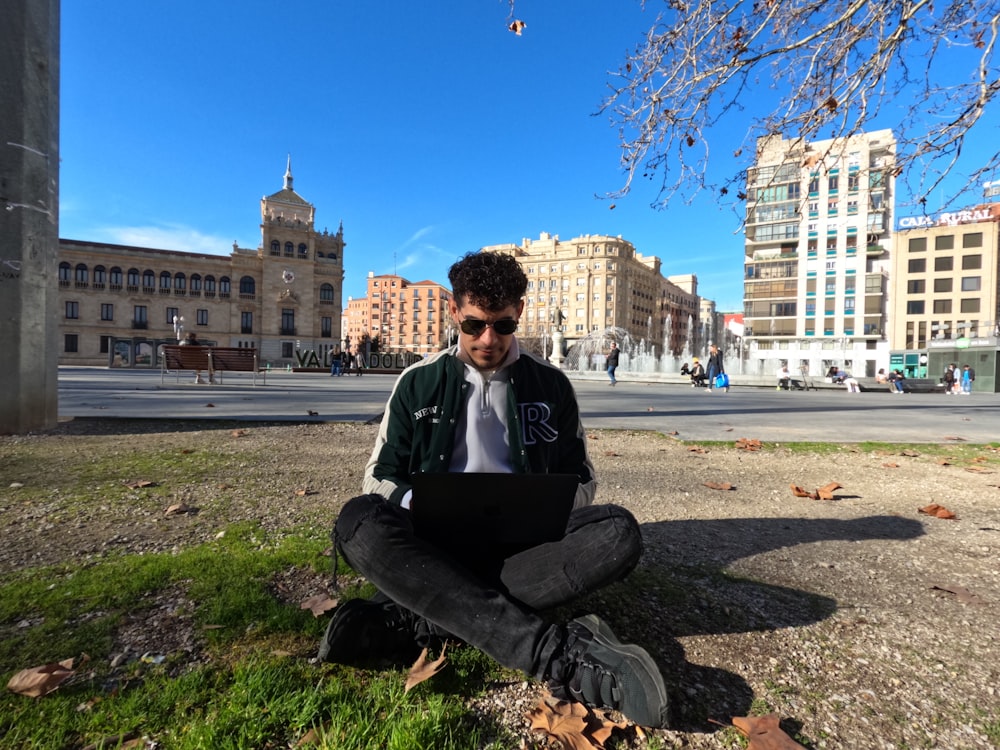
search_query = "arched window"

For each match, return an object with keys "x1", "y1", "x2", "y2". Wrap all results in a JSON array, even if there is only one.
[
  {"x1": 190, "y1": 274, "x2": 202, "y2": 292},
  {"x1": 219, "y1": 276, "x2": 231, "y2": 297},
  {"x1": 110, "y1": 267, "x2": 123, "y2": 288},
  {"x1": 58, "y1": 262, "x2": 71, "y2": 283},
  {"x1": 204, "y1": 275, "x2": 216, "y2": 294},
  {"x1": 93, "y1": 265, "x2": 106, "y2": 286},
  {"x1": 239, "y1": 276, "x2": 256, "y2": 295},
  {"x1": 159, "y1": 271, "x2": 172, "y2": 290},
  {"x1": 298, "y1": 243, "x2": 308, "y2": 257},
  {"x1": 140, "y1": 269, "x2": 153, "y2": 288},
  {"x1": 320, "y1": 283, "x2": 335, "y2": 302},
  {"x1": 270, "y1": 240, "x2": 280, "y2": 256},
  {"x1": 284, "y1": 242, "x2": 294, "y2": 257},
  {"x1": 74, "y1": 263, "x2": 88, "y2": 283},
  {"x1": 174, "y1": 273, "x2": 186, "y2": 291}
]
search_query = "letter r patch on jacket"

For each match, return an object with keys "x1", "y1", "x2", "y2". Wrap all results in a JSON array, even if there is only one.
[{"x1": 519, "y1": 402, "x2": 558, "y2": 445}]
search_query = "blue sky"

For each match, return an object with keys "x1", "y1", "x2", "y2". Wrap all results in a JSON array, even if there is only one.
[{"x1": 58, "y1": 1, "x2": 996, "y2": 311}]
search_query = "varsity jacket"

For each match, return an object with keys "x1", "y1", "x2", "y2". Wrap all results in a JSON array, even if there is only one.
[{"x1": 362, "y1": 344, "x2": 596, "y2": 509}]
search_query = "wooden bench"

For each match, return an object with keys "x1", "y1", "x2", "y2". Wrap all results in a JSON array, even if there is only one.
[
  {"x1": 208, "y1": 347, "x2": 264, "y2": 385},
  {"x1": 161, "y1": 345, "x2": 264, "y2": 386}
]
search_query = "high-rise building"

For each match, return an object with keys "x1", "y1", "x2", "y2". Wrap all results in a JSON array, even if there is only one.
[
  {"x1": 56, "y1": 160, "x2": 346, "y2": 368},
  {"x1": 890, "y1": 204, "x2": 1000, "y2": 390},
  {"x1": 342, "y1": 272, "x2": 453, "y2": 358},
  {"x1": 743, "y1": 131, "x2": 896, "y2": 378},
  {"x1": 481, "y1": 232, "x2": 701, "y2": 356}
]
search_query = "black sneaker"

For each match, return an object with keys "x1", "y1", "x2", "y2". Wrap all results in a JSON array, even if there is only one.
[
  {"x1": 546, "y1": 614, "x2": 670, "y2": 728},
  {"x1": 317, "y1": 597, "x2": 423, "y2": 669}
]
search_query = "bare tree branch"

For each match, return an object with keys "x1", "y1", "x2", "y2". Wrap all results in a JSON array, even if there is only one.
[{"x1": 597, "y1": 0, "x2": 1000, "y2": 211}]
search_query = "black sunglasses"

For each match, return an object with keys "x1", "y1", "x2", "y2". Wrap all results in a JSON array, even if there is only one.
[{"x1": 459, "y1": 316, "x2": 519, "y2": 336}]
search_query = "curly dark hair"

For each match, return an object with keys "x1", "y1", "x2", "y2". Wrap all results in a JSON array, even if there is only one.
[{"x1": 448, "y1": 251, "x2": 527, "y2": 311}]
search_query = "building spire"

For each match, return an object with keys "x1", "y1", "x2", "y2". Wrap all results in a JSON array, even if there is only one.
[{"x1": 284, "y1": 154, "x2": 293, "y2": 190}]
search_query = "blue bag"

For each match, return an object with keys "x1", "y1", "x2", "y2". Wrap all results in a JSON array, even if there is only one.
[{"x1": 715, "y1": 373, "x2": 729, "y2": 389}]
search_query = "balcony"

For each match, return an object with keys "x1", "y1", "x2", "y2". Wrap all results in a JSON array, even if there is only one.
[
  {"x1": 866, "y1": 244, "x2": 887, "y2": 257},
  {"x1": 280, "y1": 327, "x2": 296, "y2": 336},
  {"x1": 131, "y1": 321, "x2": 148, "y2": 330}
]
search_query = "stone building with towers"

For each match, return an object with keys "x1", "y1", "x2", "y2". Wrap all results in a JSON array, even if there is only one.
[{"x1": 55, "y1": 159, "x2": 346, "y2": 368}]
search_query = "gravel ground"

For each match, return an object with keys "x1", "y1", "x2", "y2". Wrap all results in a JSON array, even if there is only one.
[{"x1": 2, "y1": 419, "x2": 998, "y2": 749}]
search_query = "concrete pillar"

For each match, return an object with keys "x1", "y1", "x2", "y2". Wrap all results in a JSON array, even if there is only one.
[{"x1": 0, "y1": 0, "x2": 60, "y2": 434}]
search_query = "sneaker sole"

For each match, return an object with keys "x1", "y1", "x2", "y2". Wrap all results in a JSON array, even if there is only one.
[{"x1": 572, "y1": 614, "x2": 670, "y2": 728}]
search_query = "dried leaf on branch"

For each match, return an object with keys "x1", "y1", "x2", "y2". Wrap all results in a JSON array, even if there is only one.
[{"x1": 508, "y1": 19, "x2": 526, "y2": 35}]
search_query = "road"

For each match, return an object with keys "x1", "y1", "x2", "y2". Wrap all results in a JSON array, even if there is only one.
[{"x1": 55, "y1": 367, "x2": 1000, "y2": 444}]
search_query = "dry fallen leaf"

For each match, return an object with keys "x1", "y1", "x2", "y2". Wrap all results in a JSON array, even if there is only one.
[
  {"x1": 882, "y1": 462, "x2": 900, "y2": 468},
  {"x1": 930, "y1": 583, "x2": 984, "y2": 606},
  {"x1": 295, "y1": 721, "x2": 331, "y2": 747},
  {"x1": 790, "y1": 484, "x2": 818, "y2": 500},
  {"x1": 404, "y1": 644, "x2": 448, "y2": 693},
  {"x1": 164, "y1": 502, "x2": 197, "y2": 516},
  {"x1": 703, "y1": 481, "x2": 734, "y2": 491},
  {"x1": 527, "y1": 691, "x2": 631, "y2": 749},
  {"x1": 736, "y1": 438, "x2": 762, "y2": 451},
  {"x1": 7, "y1": 659, "x2": 76, "y2": 698},
  {"x1": 231, "y1": 429, "x2": 247, "y2": 437},
  {"x1": 528, "y1": 698, "x2": 592, "y2": 750},
  {"x1": 123, "y1": 480, "x2": 155, "y2": 489},
  {"x1": 295, "y1": 488, "x2": 318, "y2": 496},
  {"x1": 816, "y1": 481, "x2": 843, "y2": 500},
  {"x1": 730, "y1": 714, "x2": 806, "y2": 749},
  {"x1": 918, "y1": 503, "x2": 957, "y2": 520},
  {"x1": 300, "y1": 594, "x2": 338, "y2": 617}
]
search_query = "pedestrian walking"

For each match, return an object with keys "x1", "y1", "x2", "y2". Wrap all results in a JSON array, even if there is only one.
[{"x1": 606, "y1": 341, "x2": 620, "y2": 386}]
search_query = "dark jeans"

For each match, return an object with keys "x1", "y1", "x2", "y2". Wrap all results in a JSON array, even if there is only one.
[{"x1": 334, "y1": 494, "x2": 643, "y2": 679}]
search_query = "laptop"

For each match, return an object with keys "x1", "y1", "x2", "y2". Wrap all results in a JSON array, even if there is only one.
[{"x1": 409, "y1": 472, "x2": 579, "y2": 549}]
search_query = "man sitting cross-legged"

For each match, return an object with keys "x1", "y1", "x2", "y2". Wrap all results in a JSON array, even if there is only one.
[{"x1": 318, "y1": 251, "x2": 670, "y2": 728}]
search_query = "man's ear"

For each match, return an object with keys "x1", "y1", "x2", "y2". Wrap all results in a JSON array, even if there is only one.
[
  {"x1": 515, "y1": 300, "x2": 525, "y2": 317},
  {"x1": 448, "y1": 297, "x2": 460, "y2": 321}
]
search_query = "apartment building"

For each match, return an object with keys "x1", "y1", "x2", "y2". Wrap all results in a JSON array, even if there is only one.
[
  {"x1": 890, "y1": 204, "x2": 1000, "y2": 391},
  {"x1": 743, "y1": 131, "x2": 896, "y2": 378},
  {"x1": 342, "y1": 273, "x2": 453, "y2": 357},
  {"x1": 481, "y1": 233, "x2": 702, "y2": 356},
  {"x1": 56, "y1": 161, "x2": 346, "y2": 367}
]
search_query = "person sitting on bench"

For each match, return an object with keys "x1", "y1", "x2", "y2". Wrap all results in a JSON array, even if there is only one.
[{"x1": 689, "y1": 358, "x2": 707, "y2": 387}]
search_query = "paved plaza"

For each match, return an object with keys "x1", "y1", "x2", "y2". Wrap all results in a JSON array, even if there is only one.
[{"x1": 55, "y1": 366, "x2": 999, "y2": 443}]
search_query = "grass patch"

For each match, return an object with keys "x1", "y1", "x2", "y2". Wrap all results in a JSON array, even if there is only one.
[
  {"x1": 0, "y1": 522, "x2": 512, "y2": 750},
  {"x1": 0, "y1": 652, "x2": 497, "y2": 749}
]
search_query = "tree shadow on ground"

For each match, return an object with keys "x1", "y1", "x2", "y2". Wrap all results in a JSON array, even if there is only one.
[{"x1": 567, "y1": 514, "x2": 924, "y2": 733}]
